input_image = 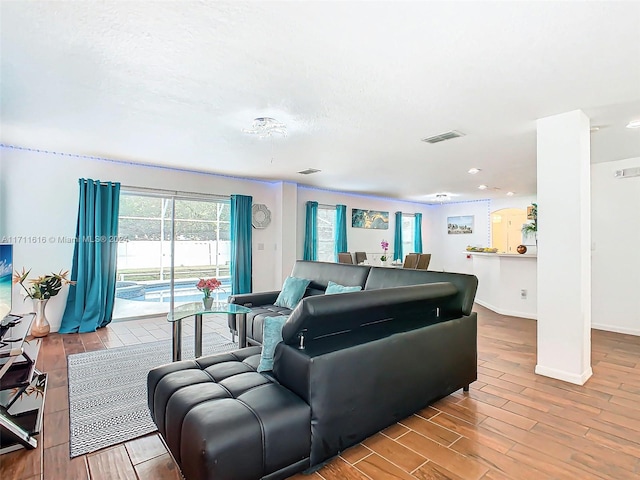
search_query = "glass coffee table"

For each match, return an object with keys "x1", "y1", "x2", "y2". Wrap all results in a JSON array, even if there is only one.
[{"x1": 168, "y1": 302, "x2": 252, "y2": 361}]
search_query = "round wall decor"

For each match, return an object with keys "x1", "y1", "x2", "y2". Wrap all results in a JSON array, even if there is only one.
[{"x1": 252, "y1": 204, "x2": 271, "y2": 229}]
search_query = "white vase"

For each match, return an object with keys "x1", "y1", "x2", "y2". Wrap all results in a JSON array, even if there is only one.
[
  {"x1": 202, "y1": 297, "x2": 214, "y2": 310},
  {"x1": 31, "y1": 298, "x2": 50, "y2": 337}
]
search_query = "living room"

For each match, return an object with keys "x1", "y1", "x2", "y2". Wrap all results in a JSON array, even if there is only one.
[{"x1": 1, "y1": 1, "x2": 640, "y2": 480}]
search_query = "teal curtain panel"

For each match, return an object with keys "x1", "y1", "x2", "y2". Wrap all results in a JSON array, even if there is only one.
[
  {"x1": 303, "y1": 201, "x2": 318, "y2": 261},
  {"x1": 59, "y1": 179, "x2": 121, "y2": 333},
  {"x1": 414, "y1": 213, "x2": 423, "y2": 253},
  {"x1": 334, "y1": 204, "x2": 348, "y2": 261},
  {"x1": 393, "y1": 211, "x2": 403, "y2": 261},
  {"x1": 230, "y1": 194, "x2": 253, "y2": 295}
]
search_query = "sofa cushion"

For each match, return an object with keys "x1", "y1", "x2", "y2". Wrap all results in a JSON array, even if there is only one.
[
  {"x1": 246, "y1": 306, "x2": 292, "y2": 344},
  {"x1": 291, "y1": 261, "x2": 371, "y2": 296},
  {"x1": 274, "y1": 276, "x2": 311, "y2": 309},
  {"x1": 325, "y1": 281, "x2": 363, "y2": 295},
  {"x1": 258, "y1": 315, "x2": 289, "y2": 372}
]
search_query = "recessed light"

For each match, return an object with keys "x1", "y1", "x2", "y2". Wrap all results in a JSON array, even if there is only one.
[
  {"x1": 506, "y1": 191, "x2": 515, "y2": 196},
  {"x1": 478, "y1": 185, "x2": 488, "y2": 190},
  {"x1": 626, "y1": 119, "x2": 640, "y2": 129},
  {"x1": 468, "y1": 168, "x2": 481, "y2": 174}
]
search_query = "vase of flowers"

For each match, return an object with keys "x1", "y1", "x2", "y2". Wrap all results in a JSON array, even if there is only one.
[
  {"x1": 13, "y1": 268, "x2": 75, "y2": 337},
  {"x1": 380, "y1": 239, "x2": 389, "y2": 266},
  {"x1": 196, "y1": 277, "x2": 222, "y2": 309}
]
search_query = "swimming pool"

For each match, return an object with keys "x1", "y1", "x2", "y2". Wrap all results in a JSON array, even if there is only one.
[{"x1": 116, "y1": 279, "x2": 231, "y2": 303}]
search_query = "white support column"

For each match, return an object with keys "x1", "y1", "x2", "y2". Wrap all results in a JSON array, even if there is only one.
[
  {"x1": 274, "y1": 182, "x2": 298, "y2": 284},
  {"x1": 535, "y1": 110, "x2": 592, "y2": 385}
]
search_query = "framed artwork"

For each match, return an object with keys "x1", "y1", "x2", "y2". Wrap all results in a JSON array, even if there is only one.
[
  {"x1": 351, "y1": 209, "x2": 389, "y2": 229},
  {"x1": 447, "y1": 215, "x2": 474, "y2": 234},
  {"x1": 527, "y1": 206, "x2": 535, "y2": 220}
]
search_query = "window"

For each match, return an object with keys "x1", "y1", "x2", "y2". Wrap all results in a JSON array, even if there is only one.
[
  {"x1": 402, "y1": 214, "x2": 415, "y2": 255},
  {"x1": 114, "y1": 191, "x2": 230, "y2": 319},
  {"x1": 317, "y1": 206, "x2": 336, "y2": 262}
]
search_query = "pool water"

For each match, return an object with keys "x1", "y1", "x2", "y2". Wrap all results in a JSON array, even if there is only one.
[{"x1": 116, "y1": 279, "x2": 231, "y2": 303}]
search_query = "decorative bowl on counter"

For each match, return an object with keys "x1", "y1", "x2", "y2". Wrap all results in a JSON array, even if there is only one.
[{"x1": 466, "y1": 246, "x2": 499, "y2": 253}]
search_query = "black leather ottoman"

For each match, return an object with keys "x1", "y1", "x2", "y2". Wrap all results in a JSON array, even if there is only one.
[{"x1": 147, "y1": 347, "x2": 311, "y2": 480}]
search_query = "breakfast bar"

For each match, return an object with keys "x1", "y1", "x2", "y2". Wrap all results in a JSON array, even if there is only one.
[{"x1": 469, "y1": 252, "x2": 537, "y2": 319}]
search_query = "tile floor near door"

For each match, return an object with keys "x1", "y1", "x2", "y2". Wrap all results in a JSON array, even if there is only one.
[{"x1": 1, "y1": 306, "x2": 640, "y2": 480}]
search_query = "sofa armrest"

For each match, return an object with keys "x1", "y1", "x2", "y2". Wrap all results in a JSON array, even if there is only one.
[{"x1": 228, "y1": 290, "x2": 281, "y2": 307}]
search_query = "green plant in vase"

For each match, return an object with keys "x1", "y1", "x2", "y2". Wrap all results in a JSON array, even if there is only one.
[{"x1": 522, "y1": 203, "x2": 537, "y2": 247}]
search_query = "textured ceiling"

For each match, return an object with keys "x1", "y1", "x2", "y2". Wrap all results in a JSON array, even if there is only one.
[{"x1": 1, "y1": 1, "x2": 639, "y2": 202}]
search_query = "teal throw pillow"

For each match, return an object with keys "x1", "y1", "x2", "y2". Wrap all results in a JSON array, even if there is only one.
[
  {"x1": 325, "y1": 281, "x2": 363, "y2": 295},
  {"x1": 274, "y1": 276, "x2": 311, "y2": 309},
  {"x1": 257, "y1": 315, "x2": 289, "y2": 373}
]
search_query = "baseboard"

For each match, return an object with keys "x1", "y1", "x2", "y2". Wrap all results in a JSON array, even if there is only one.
[
  {"x1": 474, "y1": 299, "x2": 537, "y2": 320},
  {"x1": 592, "y1": 323, "x2": 640, "y2": 337},
  {"x1": 535, "y1": 364, "x2": 593, "y2": 385}
]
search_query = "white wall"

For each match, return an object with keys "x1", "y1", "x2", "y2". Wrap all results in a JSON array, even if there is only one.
[
  {"x1": 295, "y1": 186, "x2": 434, "y2": 265},
  {"x1": 472, "y1": 254, "x2": 537, "y2": 319},
  {"x1": 489, "y1": 195, "x2": 537, "y2": 213},
  {"x1": 591, "y1": 157, "x2": 640, "y2": 335},
  {"x1": 1, "y1": 147, "x2": 281, "y2": 331},
  {"x1": 428, "y1": 200, "x2": 491, "y2": 274}
]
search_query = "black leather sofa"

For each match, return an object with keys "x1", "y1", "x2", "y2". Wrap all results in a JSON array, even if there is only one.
[
  {"x1": 227, "y1": 260, "x2": 477, "y2": 345},
  {"x1": 148, "y1": 261, "x2": 478, "y2": 480}
]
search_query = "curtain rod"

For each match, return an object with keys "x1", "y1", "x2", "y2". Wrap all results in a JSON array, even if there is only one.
[{"x1": 120, "y1": 184, "x2": 230, "y2": 201}]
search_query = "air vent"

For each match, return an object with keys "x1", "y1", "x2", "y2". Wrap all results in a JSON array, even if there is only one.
[
  {"x1": 298, "y1": 168, "x2": 322, "y2": 175},
  {"x1": 614, "y1": 167, "x2": 640, "y2": 179},
  {"x1": 421, "y1": 130, "x2": 465, "y2": 144}
]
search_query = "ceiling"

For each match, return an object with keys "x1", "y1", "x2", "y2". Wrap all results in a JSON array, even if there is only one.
[{"x1": 1, "y1": 1, "x2": 639, "y2": 203}]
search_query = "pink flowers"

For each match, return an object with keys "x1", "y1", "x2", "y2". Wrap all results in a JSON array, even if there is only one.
[
  {"x1": 196, "y1": 278, "x2": 222, "y2": 298},
  {"x1": 380, "y1": 240, "x2": 389, "y2": 262}
]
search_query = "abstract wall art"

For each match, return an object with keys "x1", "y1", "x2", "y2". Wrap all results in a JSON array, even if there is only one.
[{"x1": 351, "y1": 209, "x2": 389, "y2": 229}]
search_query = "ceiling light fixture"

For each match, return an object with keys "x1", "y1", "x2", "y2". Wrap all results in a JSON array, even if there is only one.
[
  {"x1": 478, "y1": 185, "x2": 488, "y2": 190},
  {"x1": 435, "y1": 194, "x2": 450, "y2": 203},
  {"x1": 242, "y1": 117, "x2": 287, "y2": 138},
  {"x1": 626, "y1": 119, "x2": 640, "y2": 129},
  {"x1": 506, "y1": 191, "x2": 515, "y2": 196},
  {"x1": 468, "y1": 168, "x2": 481, "y2": 174}
]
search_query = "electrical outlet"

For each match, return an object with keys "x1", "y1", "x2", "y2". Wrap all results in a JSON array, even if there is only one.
[
  {"x1": 257, "y1": 243, "x2": 264, "y2": 251},
  {"x1": 521, "y1": 289, "x2": 527, "y2": 300}
]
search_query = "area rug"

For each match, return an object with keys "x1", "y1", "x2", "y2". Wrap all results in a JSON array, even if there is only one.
[{"x1": 67, "y1": 332, "x2": 236, "y2": 457}]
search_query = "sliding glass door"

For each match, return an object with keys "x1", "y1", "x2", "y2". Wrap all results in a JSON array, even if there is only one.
[{"x1": 113, "y1": 191, "x2": 230, "y2": 320}]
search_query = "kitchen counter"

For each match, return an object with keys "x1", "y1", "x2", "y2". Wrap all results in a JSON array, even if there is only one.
[{"x1": 469, "y1": 252, "x2": 537, "y2": 319}]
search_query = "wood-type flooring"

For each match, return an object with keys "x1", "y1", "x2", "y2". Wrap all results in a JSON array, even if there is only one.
[{"x1": 1, "y1": 305, "x2": 639, "y2": 480}]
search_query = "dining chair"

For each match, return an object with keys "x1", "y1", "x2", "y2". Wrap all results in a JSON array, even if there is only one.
[
  {"x1": 416, "y1": 253, "x2": 431, "y2": 270},
  {"x1": 354, "y1": 252, "x2": 367, "y2": 264},
  {"x1": 338, "y1": 252, "x2": 354, "y2": 264},
  {"x1": 402, "y1": 253, "x2": 419, "y2": 269}
]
